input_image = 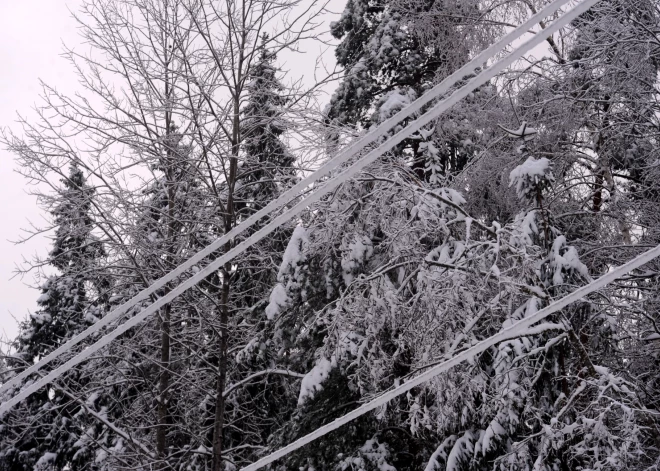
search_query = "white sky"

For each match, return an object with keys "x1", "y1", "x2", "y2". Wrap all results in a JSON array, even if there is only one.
[
  {"x1": 0, "y1": 0, "x2": 341, "y2": 342},
  {"x1": 0, "y1": 0, "x2": 84, "y2": 341}
]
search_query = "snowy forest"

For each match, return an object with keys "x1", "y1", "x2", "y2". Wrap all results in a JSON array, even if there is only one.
[{"x1": 1, "y1": 0, "x2": 660, "y2": 469}]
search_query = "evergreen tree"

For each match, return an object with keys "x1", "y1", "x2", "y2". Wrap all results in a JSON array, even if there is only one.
[
  {"x1": 238, "y1": 35, "x2": 296, "y2": 214},
  {"x1": 233, "y1": 35, "x2": 298, "y2": 309},
  {"x1": 327, "y1": 0, "x2": 494, "y2": 182},
  {"x1": 511, "y1": 0, "x2": 660, "y2": 459},
  {"x1": 20, "y1": 164, "x2": 105, "y2": 361},
  {"x1": 3, "y1": 1, "x2": 660, "y2": 469},
  {"x1": 263, "y1": 126, "x2": 650, "y2": 470},
  {"x1": 216, "y1": 38, "x2": 304, "y2": 466},
  {"x1": 0, "y1": 164, "x2": 107, "y2": 471}
]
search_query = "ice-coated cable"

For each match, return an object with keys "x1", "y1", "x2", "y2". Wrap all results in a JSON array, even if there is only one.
[
  {"x1": 240, "y1": 241, "x2": 660, "y2": 471},
  {"x1": 0, "y1": 0, "x2": 597, "y2": 415},
  {"x1": 0, "y1": 0, "x2": 575, "y2": 398}
]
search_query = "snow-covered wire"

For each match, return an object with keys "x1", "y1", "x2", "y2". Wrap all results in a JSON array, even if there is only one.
[
  {"x1": 240, "y1": 242, "x2": 660, "y2": 471},
  {"x1": 0, "y1": 0, "x2": 594, "y2": 414}
]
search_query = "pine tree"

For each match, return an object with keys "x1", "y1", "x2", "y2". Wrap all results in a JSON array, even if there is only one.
[
  {"x1": 0, "y1": 164, "x2": 107, "y2": 471},
  {"x1": 327, "y1": 0, "x2": 492, "y2": 182},
  {"x1": 214, "y1": 38, "x2": 304, "y2": 466},
  {"x1": 22, "y1": 164, "x2": 105, "y2": 361},
  {"x1": 233, "y1": 35, "x2": 298, "y2": 308},
  {"x1": 238, "y1": 35, "x2": 296, "y2": 214}
]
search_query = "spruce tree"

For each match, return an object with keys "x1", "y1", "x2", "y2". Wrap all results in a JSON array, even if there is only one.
[
  {"x1": 0, "y1": 164, "x2": 107, "y2": 471},
  {"x1": 21, "y1": 164, "x2": 104, "y2": 361},
  {"x1": 238, "y1": 35, "x2": 296, "y2": 213},
  {"x1": 232, "y1": 35, "x2": 298, "y2": 308},
  {"x1": 218, "y1": 37, "x2": 303, "y2": 464},
  {"x1": 327, "y1": 0, "x2": 489, "y2": 181}
]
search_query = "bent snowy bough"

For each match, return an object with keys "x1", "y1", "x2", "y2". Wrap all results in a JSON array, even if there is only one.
[
  {"x1": 0, "y1": 0, "x2": 599, "y2": 417},
  {"x1": 239, "y1": 242, "x2": 660, "y2": 471}
]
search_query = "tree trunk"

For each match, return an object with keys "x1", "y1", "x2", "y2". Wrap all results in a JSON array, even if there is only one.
[
  {"x1": 156, "y1": 301, "x2": 172, "y2": 468},
  {"x1": 156, "y1": 118, "x2": 176, "y2": 467},
  {"x1": 212, "y1": 95, "x2": 241, "y2": 471},
  {"x1": 211, "y1": 266, "x2": 231, "y2": 471},
  {"x1": 592, "y1": 170, "x2": 604, "y2": 212}
]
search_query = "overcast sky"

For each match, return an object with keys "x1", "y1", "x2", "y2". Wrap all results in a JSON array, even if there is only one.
[
  {"x1": 0, "y1": 0, "x2": 85, "y2": 341},
  {"x1": 0, "y1": 0, "x2": 340, "y2": 342}
]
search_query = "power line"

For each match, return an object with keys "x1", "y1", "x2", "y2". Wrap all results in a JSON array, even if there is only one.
[
  {"x1": 240, "y1": 242, "x2": 660, "y2": 471},
  {"x1": 0, "y1": 0, "x2": 592, "y2": 415}
]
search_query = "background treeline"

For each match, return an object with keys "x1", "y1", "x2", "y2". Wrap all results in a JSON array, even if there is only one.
[{"x1": 1, "y1": 0, "x2": 660, "y2": 470}]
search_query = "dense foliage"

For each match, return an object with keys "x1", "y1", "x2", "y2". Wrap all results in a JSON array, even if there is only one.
[{"x1": 1, "y1": 0, "x2": 660, "y2": 470}]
